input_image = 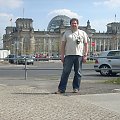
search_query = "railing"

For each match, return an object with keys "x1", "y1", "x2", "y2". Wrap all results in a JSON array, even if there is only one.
[
  {"x1": 0, "y1": 57, "x2": 62, "y2": 80},
  {"x1": 0, "y1": 56, "x2": 120, "y2": 80}
]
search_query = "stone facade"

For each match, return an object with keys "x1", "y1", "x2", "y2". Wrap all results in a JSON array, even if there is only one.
[
  {"x1": 3, "y1": 18, "x2": 61, "y2": 57},
  {"x1": 3, "y1": 17, "x2": 120, "y2": 57}
]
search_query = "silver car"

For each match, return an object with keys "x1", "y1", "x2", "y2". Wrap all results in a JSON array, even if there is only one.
[
  {"x1": 17, "y1": 55, "x2": 34, "y2": 65},
  {"x1": 94, "y1": 50, "x2": 120, "y2": 76}
]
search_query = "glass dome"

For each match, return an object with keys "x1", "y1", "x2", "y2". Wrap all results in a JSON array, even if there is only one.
[{"x1": 47, "y1": 15, "x2": 71, "y2": 31}]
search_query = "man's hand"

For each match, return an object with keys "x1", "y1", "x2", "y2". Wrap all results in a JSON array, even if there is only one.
[
  {"x1": 82, "y1": 55, "x2": 87, "y2": 63},
  {"x1": 61, "y1": 55, "x2": 64, "y2": 63}
]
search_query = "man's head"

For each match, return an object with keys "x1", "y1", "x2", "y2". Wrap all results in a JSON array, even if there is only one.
[{"x1": 70, "y1": 18, "x2": 79, "y2": 31}]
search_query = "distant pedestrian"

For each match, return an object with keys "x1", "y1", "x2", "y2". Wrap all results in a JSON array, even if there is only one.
[{"x1": 55, "y1": 18, "x2": 89, "y2": 94}]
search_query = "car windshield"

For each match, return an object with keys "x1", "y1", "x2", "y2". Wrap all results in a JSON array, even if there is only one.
[
  {"x1": 107, "y1": 51, "x2": 120, "y2": 57},
  {"x1": 26, "y1": 56, "x2": 32, "y2": 58}
]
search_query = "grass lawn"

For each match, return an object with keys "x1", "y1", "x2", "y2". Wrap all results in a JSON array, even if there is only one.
[{"x1": 104, "y1": 77, "x2": 120, "y2": 84}]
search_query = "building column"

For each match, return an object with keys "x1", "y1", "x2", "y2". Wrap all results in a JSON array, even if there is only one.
[
  {"x1": 103, "y1": 39, "x2": 105, "y2": 51},
  {"x1": 20, "y1": 37, "x2": 24, "y2": 55},
  {"x1": 89, "y1": 36, "x2": 92, "y2": 55},
  {"x1": 99, "y1": 40, "x2": 101, "y2": 52},
  {"x1": 30, "y1": 36, "x2": 35, "y2": 54},
  {"x1": 94, "y1": 39, "x2": 96, "y2": 52},
  {"x1": 116, "y1": 36, "x2": 118, "y2": 50},
  {"x1": 107, "y1": 39, "x2": 109, "y2": 50}
]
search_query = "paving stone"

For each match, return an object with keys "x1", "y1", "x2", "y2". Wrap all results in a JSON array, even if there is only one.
[{"x1": 0, "y1": 85, "x2": 120, "y2": 120}]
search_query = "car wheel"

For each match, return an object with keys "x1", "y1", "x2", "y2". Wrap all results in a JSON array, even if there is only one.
[{"x1": 100, "y1": 65, "x2": 111, "y2": 76}]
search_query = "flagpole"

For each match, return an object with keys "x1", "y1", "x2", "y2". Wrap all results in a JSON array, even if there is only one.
[{"x1": 115, "y1": 14, "x2": 116, "y2": 22}]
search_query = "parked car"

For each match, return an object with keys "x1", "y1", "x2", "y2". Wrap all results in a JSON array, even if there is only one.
[
  {"x1": 35, "y1": 54, "x2": 49, "y2": 61},
  {"x1": 87, "y1": 53, "x2": 99, "y2": 60},
  {"x1": 18, "y1": 55, "x2": 34, "y2": 65},
  {"x1": 6, "y1": 54, "x2": 17, "y2": 64},
  {"x1": 94, "y1": 50, "x2": 120, "y2": 76}
]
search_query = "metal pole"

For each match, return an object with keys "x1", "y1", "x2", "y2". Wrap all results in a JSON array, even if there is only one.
[{"x1": 24, "y1": 57, "x2": 27, "y2": 80}]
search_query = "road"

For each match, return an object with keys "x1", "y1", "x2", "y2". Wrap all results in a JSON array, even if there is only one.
[
  {"x1": 0, "y1": 61, "x2": 120, "y2": 95},
  {"x1": 0, "y1": 61, "x2": 119, "y2": 81}
]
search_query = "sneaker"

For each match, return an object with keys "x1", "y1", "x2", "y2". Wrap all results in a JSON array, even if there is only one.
[
  {"x1": 54, "y1": 90, "x2": 65, "y2": 94},
  {"x1": 73, "y1": 89, "x2": 79, "y2": 93}
]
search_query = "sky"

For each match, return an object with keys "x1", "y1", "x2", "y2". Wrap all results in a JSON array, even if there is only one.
[{"x1": 0, "y1": 0, "x2": 120, "y2": 47}]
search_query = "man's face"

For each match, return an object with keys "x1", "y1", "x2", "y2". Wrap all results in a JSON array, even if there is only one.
[{"x1": 71, "y1": 20, "x2": 78, "y2": 31}]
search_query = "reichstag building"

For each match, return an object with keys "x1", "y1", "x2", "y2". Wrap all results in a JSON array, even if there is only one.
[{"x1": 3, "y1": 15, "x2": 120, "y2": 57}]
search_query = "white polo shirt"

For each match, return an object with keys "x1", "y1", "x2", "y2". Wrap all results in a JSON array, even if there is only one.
[{"x1": 62, "y1": 29, "x2": 89, "y2": 56}]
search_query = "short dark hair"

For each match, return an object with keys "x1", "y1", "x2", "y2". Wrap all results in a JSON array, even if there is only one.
[{"x1": 70, "y1": 18, "x2": 79, "y2": 25}]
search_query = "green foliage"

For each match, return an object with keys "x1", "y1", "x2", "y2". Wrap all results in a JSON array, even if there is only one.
[
  {"x1": 104, "y1": 78, "x2": 120, "y2": 84},
  {"x1": 85, "y1": 60, "x2": 95, "y2": 64}
]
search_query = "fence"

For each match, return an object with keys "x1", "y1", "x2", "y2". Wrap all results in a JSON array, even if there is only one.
[{"x1": 0, "y1": 56, "x2": 120, "y2": 80}]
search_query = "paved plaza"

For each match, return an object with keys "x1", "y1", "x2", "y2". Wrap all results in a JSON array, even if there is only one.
[{"x1": 0, "y1": 78, "x2": 120, "y2": 120}]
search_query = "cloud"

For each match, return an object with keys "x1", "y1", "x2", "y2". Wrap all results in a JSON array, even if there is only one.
[
  {"x1": 0, "y1": 12, "x2": 15, "y2": 36},
  {"x1": 0, "y1": 0, "x2": 23, "y2": 9},
  {"x1": 0, "y1": 0, "x2": 23, "y2": 36},
  {"x1": 93, "y1": 1, "x2": 102, "y2": 6},
  {"x1": 0, "y1": 13, "x2": 13, "y2": 19},
  {"x1": 104, "y1": 0, "x2": 120, "y2": 8},
  {"x1": 47, "y1": 9, "x2": 82, "y2": 20},
  {"x1": 93, "y1": 0, "x2": 120, "y2": 8},
  {"x1": 0, "y1": 12, "x2": 15, "y2": 25},
  {"x1": 90, "y1": 18, "x2": 114, "y2": 32}
]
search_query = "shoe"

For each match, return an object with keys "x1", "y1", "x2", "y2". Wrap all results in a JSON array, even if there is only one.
[
  {"x1": 73, "y1": 89, "x2": 79, "y2": 93},
  {"x1": 54, "y1": 90, "x2": 65, "y2": 94}
]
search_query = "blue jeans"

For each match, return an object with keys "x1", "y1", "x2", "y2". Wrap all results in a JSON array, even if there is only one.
[{"x1": 58, "y1": 55, "x2": 83, "y2": 92}]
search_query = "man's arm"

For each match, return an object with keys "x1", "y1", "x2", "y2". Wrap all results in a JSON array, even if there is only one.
[
  {"x1": 84, "y1": 42, "x2": 88, "y2": 56},
  {"x1": 83, "y1": 42, "x2": 88, "y2": 63},
  {"x1": 60, "y1": 41, "x2": 66, "y2": 63}
]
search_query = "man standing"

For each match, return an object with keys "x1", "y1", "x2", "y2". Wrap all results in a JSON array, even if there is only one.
[{"x1": 55, "y1": 18, "x2": 89, "y2": 94}]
